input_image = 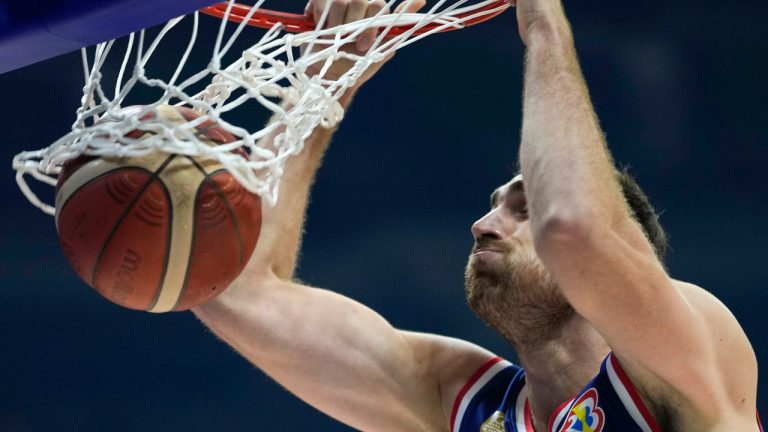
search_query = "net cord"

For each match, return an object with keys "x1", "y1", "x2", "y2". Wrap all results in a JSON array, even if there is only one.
[{"x1": 12, "y1": 0, "x2": 509, "y2": 215}]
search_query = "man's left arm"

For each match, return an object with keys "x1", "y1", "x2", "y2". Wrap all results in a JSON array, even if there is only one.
[{"x1": 513, "y1": 0, "x2": 758, "y2": 424}]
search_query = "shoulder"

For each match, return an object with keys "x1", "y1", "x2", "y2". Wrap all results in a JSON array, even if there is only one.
[
  {"x1": 676, "y1": 279, "x2": 749, "y2": 329},
  {"x1": 675, "y1": 280, "x2": 757, "y2": 369},
  {"x1": 675, "y1": 280, "x2": 758, "y2": 405},
  {"x1": 622, "y1": 280, "x2": 759, "y2": 426}
]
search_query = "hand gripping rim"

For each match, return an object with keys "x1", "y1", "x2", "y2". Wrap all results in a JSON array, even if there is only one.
[{"x1": 200, "y1": 0, "x2": 509, "y2": 36}]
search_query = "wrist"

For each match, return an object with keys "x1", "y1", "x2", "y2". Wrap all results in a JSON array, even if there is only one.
[
  {"x1": 525, "y1": 17, "x2": 574, "y2": 51},
  {"x1": 338, "y1": 86, "x2": 358, "y2": 109}
]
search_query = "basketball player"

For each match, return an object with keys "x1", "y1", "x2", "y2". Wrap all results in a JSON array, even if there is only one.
[{"x1": 193, "y1": 0, "x2": 763, "y2": 430}]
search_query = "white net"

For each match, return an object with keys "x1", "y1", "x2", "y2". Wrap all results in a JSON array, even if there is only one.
[{"x1": 12, "y1": 0, "x2": 508, "y2": 215}]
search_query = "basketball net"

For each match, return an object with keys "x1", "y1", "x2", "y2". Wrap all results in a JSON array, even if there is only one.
[{"x1": 12, "y1": 0, "x2": 509, "y2": 215}]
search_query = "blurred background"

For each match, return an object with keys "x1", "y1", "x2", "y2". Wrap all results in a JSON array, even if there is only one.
[{"x1": 1, "y1": 0, "x2": 766, "y2": 430}]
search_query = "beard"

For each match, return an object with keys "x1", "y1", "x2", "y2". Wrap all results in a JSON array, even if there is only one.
[{"x1": 464, "y1": 238, "x2": 575, "y2": 349}]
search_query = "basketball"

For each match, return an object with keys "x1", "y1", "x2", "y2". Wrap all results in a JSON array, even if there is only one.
[{"x1": 54, "y1": 105, "x2": 262, "y2": 312}]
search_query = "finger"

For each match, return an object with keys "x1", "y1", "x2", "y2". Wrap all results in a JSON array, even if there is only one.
[
  {"x1": 346, "y1": 0, "x2": 368, "y2": 49},
  {"x1": 345, "y1": 0, "x2": 367, "y2": 23},
  {"x1": 312, "y1": 0, "x2": 337, "y2": 27},
  {"x1": 327, "y1": 0, "x2": 347, "y2": 28},
  {"x1": 395, "y1": 0, "x2": 425, "y2": 14},
  {"x1": 312, "y1": 0, "x2": 326, "y2": 25},
  {"x1": 357, "y1": 0, "x2": 387, "y2": 51},
  {"x1": 410, "y1": 0, "x2": 427, "y2": 13},
  {"x1": 311, "y1": 0, "x2": 326, "y2": 22}
]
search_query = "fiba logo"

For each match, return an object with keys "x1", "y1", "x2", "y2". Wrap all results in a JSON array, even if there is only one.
[{"x1": 560, "y1": 388, "x2": 605, "y2": 432}]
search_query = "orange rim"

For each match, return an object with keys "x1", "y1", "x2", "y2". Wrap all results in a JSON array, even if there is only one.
[{"x1": 200, "y1": 1, "x2": 508, "y2": 36}]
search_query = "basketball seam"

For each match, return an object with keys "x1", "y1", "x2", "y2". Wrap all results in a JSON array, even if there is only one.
[
  {"x1": 169, "y1": 157, "x2": 244, "y2": 311},
  {"x1": 144, "y1": 175, "x2": 175, "y2": 312},
  {"x1": 89, "y1": 155, "x2": 176, "y2": 303},
  {"x1": 172, "y1": 176, "x2": 202, "y2": 312}
]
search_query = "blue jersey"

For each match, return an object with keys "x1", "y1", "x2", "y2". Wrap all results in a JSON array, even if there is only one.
[{"x1": 451, "y1": 353, "x2": 764, "y2": 432}]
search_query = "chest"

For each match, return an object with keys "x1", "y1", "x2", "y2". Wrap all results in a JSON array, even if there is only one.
[{"x1": 454, "y1": 355, "x2": 661, "y2": 432}]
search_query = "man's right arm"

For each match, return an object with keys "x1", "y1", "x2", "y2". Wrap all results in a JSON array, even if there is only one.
[
  {"x1": 192, "y1": 1, "x2": 496, "y2": 429},
  {"x1": 195, "y1": 276, "x2": 494, "y2": 431}
]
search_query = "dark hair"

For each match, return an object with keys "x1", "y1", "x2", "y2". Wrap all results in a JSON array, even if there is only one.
[{"x1": 616, "y1": 167, "x2": 668, "y2": 260}]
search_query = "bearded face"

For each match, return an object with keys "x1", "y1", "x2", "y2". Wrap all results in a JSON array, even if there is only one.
[{"x1": 465, "y1": 179, "x2": 574, "y2": 348}]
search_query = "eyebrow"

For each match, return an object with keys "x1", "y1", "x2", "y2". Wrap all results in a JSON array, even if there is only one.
[
  {"x1": 489, "y1": 189, "x2": 500, "y2": 208},
  {"x1": 490, "y1": 179, "x2": 525, "y2": 209}
]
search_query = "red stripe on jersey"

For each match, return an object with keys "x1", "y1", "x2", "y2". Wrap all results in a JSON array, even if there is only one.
[
  {"x1": 547, "y1": 396, "x2": 576, "y2": 431},
  {"x1": 524, "y1": 397, "x2": 535, "y2": 431},
  {"x1": 609, "y1": 354, "x2": 663, "y2": 432},
  {"x1": 450, "y1": 356, "x2": 504, "y2": 431}
]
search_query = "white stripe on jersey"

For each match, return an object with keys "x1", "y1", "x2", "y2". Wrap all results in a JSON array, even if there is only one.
[{"x1": 514, "y1": 385, "x2": 529, "y2": 431}]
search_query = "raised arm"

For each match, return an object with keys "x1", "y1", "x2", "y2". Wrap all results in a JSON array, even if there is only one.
[
  {"x1": 513, "y1": 0, "x2": 759, "y2": 427},
  {"x1": 192, "y1": 1, "x2": 495, "y2": 430}
]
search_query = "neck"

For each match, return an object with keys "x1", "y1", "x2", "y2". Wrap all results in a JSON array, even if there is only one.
[{"x1": 515, "y1": 315, "x2": 610, "y2": 431}]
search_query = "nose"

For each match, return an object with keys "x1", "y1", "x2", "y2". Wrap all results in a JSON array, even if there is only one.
[{"x1": 471, "y1": 209, "x2": 503, "y2": 240}]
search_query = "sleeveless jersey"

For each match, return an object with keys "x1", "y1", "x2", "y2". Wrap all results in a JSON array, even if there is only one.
[{"x1": 450, "y1": 353, "x2": 764, "y2": 432}]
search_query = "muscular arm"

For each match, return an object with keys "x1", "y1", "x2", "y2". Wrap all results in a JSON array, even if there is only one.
[
  {"x1": 514, "y1": 0, "x2": 758, "y2": 426},
  {"x1": 192, "y1": 1, "x2": 495, "y2": 429},
  {"x1": 193, "y1": 111, "x2": 493, "y2": 429}
]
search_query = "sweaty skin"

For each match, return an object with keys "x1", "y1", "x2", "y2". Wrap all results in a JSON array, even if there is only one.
[{"x1": 193, "y1": 0, "x2": 761, "y2": 431}]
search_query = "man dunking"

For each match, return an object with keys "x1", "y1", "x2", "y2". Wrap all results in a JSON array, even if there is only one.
[{"x1": 193, "y1": 0, "x2": 763, "y2": 430}]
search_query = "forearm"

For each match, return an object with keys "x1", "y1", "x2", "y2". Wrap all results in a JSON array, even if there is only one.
[
  {"x1": 519, "y1": 25, "x2": 627, "y2": 237},
  {"x1": 192, "y1": 277, "x2": 442, "y2": 431},
  {"x1": 245, "y1": 90, "x2": 357, "y2": 281}
]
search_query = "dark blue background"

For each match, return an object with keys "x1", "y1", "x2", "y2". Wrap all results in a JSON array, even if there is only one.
[{"x1": 1, "y1": 0, "x2": 766, "y2": 430}]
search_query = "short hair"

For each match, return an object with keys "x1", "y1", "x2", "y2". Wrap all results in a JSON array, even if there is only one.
[{"x1": 616, "y1": 167, "x2": 668, "y2": 260}]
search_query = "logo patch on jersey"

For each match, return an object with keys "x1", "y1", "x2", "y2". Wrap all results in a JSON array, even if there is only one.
[
  {"x1": 480, "y1": 410, "x2": 506, "y2": 432},
  {"x1": 559, "y1": 388, "x2": 605, "y2": 432}
]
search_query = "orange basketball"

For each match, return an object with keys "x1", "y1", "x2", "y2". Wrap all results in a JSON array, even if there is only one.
[{"x1": 54, "y1": 105, "x2": 261, "y2": 312}]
